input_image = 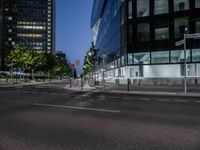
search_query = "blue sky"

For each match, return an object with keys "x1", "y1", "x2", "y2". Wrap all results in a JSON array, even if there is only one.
[{"x1": 56, "y1": 0, "x2": 93, "y2": 71}]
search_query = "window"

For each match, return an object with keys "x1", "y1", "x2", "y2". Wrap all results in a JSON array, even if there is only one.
[
  {"x1": 128, "y1": 53, "x2": 133, "y2": 65},
  {"x1": 174, "y1": 17, "x2": 189, "y2": 39},
  {"x1": 128, "y1": 24, "x2": 133, "y2": 42},
  {"x1": 174, "y1": 0, "x2": 189, "y2": 11},
  {"x1": 196, "y1": 17, "x2": 200, "y2": 33},
  {"x1": 137, "y1": 23, "x2": 150, "y2": 41},
  {"x1": 171, "y1": 50, "x2": 190, "y2": 63},
  {"x1": 151, "y1": 51, "x2": 169, "y2": 64},
  {"x1": 155, "y1": 20, "x2": 169, "y2": 40},
  {"x1": 137, "y1": 0, "x2": 149, "y2": 17},
  {"x1": 8, "y1": 17, "x2": 12, "y2": 20},
  {"x1": 154, "y1": 0, "x2": 168, "y2": 15},
  {"x1": 134, "y1": 52, "x2": 150, "y2": 64},
  {"x1": 121, "y1": 56, "x2": 125, "y2": 66},
  {"x1": 128, "y1": 0, "x2": 133, "y2": 19},
  {"x1": 192, "y1": 49, "x2": 200, "y2": 62},
  {"x1": 195, "y1": 0, "x2": 200, "y2": 8}
]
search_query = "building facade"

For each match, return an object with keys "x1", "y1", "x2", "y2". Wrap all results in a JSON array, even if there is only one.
[
  {"x1": 55, "y1": 51, "x2": 67, "y2": 64},
  {"x1": 91, "y1": 0, "x2": 200, "y2": 81},
  {"x1": 0, "y1": 0, "x2": 55, "y2": 70}
]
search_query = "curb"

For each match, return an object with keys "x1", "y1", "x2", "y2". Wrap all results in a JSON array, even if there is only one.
[
  {"x1": 64, "y1": 86, "x2": 200, "y2": 98},
  {"x1": 0, "y1": 80, "x2": 63, "y2": 88}
]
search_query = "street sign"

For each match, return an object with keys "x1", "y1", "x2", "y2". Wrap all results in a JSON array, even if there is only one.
[
  {"x1": 75, "y1": 59, "x2": 80, "y2": 66},
  {"x1": 71, "y1": 64, "x2": 75, "y2": 70},
  {"x1": 186, "y1": 33, "x2": 200, "y2": 39},
  {"x1": 175, "y1": 40, "x2": 184, "y2": 46}
]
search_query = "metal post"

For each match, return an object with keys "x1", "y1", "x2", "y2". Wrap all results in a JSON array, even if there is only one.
[
  {"x1": 127, "y1": 78, "x2": 130, "y2": 92},
  {"x1": 70, "y1": 79, "x2": 72, "y2": 88},
  {"x1": 184, "y1": 34, "x2": 187, "y2": 94},
  {"x1": 81, "y1": 76, "x2": 83, "y2": 91},
  {"x1": 11, "y1": 64, "x2": 13, "y2": 85}
]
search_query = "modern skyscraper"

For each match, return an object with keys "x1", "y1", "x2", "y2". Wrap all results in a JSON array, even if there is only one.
[
  {"x1": 91, "y1": 0, "x2": 200, "y2": 80},
  {"x1": 0, "y1": 0, "x2": 55, "y2": 70}
]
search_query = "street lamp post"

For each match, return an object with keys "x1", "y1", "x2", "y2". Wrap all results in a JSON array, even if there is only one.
[{"x1": 176, "y1": 33, "x2": 200, "y2": 94}]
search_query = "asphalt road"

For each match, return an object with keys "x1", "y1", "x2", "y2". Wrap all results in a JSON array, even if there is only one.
[{"x1": 0, "y1": 81, "x2": 200, "y2": 150}]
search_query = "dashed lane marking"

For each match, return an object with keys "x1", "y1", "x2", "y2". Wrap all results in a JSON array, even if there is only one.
[
  {"x1": 33, "y1": 103, "x2": 120, "y2": 113},
  {"x1": 173, "y1": 100, "x2": 189, "y2": 103},
  {"x1": 138, "y1": 98, "x2": 151, "y2": 101},
  {"x1": 155, "y1": 99, "x2": 170, "y2": 102}
]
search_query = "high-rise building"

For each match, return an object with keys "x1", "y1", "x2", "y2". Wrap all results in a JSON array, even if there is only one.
[
  {"x1": 91, "y1": 0, "x2": 200, "y2": 80},
  {"x1": 0, "y1": 0, "x2": 55, "y2": 70},
  {"x1": 55, "y1": 51, "x2": 68, "y2": 63}
]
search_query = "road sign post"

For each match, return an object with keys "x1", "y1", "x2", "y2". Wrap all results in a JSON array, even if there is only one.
[{"x1": 175, "y1": 33, "x2": 200, "y2": 94}]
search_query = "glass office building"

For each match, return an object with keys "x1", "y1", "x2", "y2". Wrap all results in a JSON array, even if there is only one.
[
  {"x1": 0, "y1": 0, "x2": 55, "y2": 70},
  {"x1": 91, "y1": 0, "x2": 200, "y2": 79}
]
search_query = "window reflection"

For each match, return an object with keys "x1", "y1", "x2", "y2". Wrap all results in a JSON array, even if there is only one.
[
  {"x1": 128, "y1": 0, "x2": 132, "y2": 19},
  {"x1": 137, "y1": 0, "x2": 149, "y2": 17},
  {"x1": 151, "y1": 51, "x2": 169, "y2": 64},
  {"x1": 134, "y1": 52, "x2": 150, "y2": 64},
  {"x1": 171, "y1": 50, "x2": 190, "y2": 63},
  {"x1": 154, "y1": 0, "x2": 168, "y2": 15},
  {"x1": 192, "y1": 49, "x2": 200, "y2": 62},
  {"x1": 174, "y1": 0, "x2": 189, "y2": 11},
  {"x1": 128, "y1": 53, "x2": 133, "y2": 65},
  {"x1": 174, "y1": 17, "x2": 189, "y2": 38},
  {"x1": 196, "y1": 0, "x2": 200, "y2": 8},
  {"x1": 128, "y1": 24, "x2": 133, "y2": 42},
  {"x1": 196, "y1": 17, "x2": 200, "y2": 33},
  {"x1": 155, "y1": 20, "x2": 169, "y2": 40},
  {"x1": 137, "y1": 23, "x2": 150, "y2": 41}
]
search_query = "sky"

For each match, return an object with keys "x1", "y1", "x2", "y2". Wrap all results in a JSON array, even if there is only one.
[{"x1": 56, "y1": 0, "x2": 93, "y2": 72}]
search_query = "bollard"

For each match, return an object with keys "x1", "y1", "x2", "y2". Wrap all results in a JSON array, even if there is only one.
[
  {"x1": 127, "y1": 78, "x2": 130, "y2": 92},
  {"x1": 81, "y1": 77, "x2": 83, "y2": 91},
  {"x1": 70, "y1": 79, "x2": 72, "y2": 88}
]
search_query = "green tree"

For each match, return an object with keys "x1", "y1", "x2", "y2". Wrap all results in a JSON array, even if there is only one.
[{"x1": 6, "y1": 44, "x2": 25, "y2": 69}]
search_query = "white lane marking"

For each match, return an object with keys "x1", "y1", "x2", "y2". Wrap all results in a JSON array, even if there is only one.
[
  {"x1": 109, "y1": 97, "x2": 120, "y2": 99},
  {"x1": 156, "y1": 99, "x2": 170, "y2": 102},
  {"x1": 173, "y1": 100, "x2": 189, "y2": 103},
  {"x1": 96, "y1": 95, "x2": 106, "y2": 98},
  {"x1": 82, "y1": 95, "x2": 91, "y2": 97},
  {"x1": 33, "y1": 103, "x2": 120, "y2": 113},
  {"x1": 138, "y1": 98, "x2": 151, "y2": 101}
]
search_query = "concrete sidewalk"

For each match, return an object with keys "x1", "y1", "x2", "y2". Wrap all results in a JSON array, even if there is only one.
[
  {"x1": 0, "y1": 80, "x2": 63, "y2": 88},
  {"x1": 65, "y1": 83, "x2": 200, "y2": 98},
  {"x1": 64, "y1": 84, "x2": 97, "y2": 92}
]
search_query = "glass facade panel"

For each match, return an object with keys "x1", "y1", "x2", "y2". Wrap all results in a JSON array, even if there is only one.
[
  {"x1": 154, "y1": 0, "x2": 168, "y2": 15},
  {"x1": 128, "y1": 24, "x2": 133, "y2": 42},
  {"x1": 195, "y1": 0, "x2": 200, "y2": 8},
  {"x1": 174, "y1": 0, "x2": 189, "y2": 11},
  {"x1": 137, "y1": 23, "x2": 150, "y2": 41},
  {"x1": 192, "y1": 49, "x2": 200, "y2": 62},
  {"x1": 117, "y1": 58, "x2": 121, "y2": 67},
  {"x1": 171, "y1": 50, "x2": 191, "y2": 63},
  {"x1": 151, "y1": 51, "x2": 169, "y2": 63},
  {"x1": 137, "y1": 0, "x2": 149, "y2": 17},
  {"x1": 155, "y1": 20, "x2": 169, "y2": 40},
  {"x1": 128, "y1": 53, "x2": 133, "y2": 65},
  {"x1": 134, "y1": 52, "x2": 150, "y2": 64},
  {"x1": 121, "y1": 56, "x2": 125, "y2": 66},
  {"x1": 174, "y1": 17, "x2": 189, "y2": 39},
  {"x1": 128, "y1": 0, "x2": 132, "y2": 19},
  {"x1": 196, "y1": 17, "x2": 200, "y2": 33}
]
